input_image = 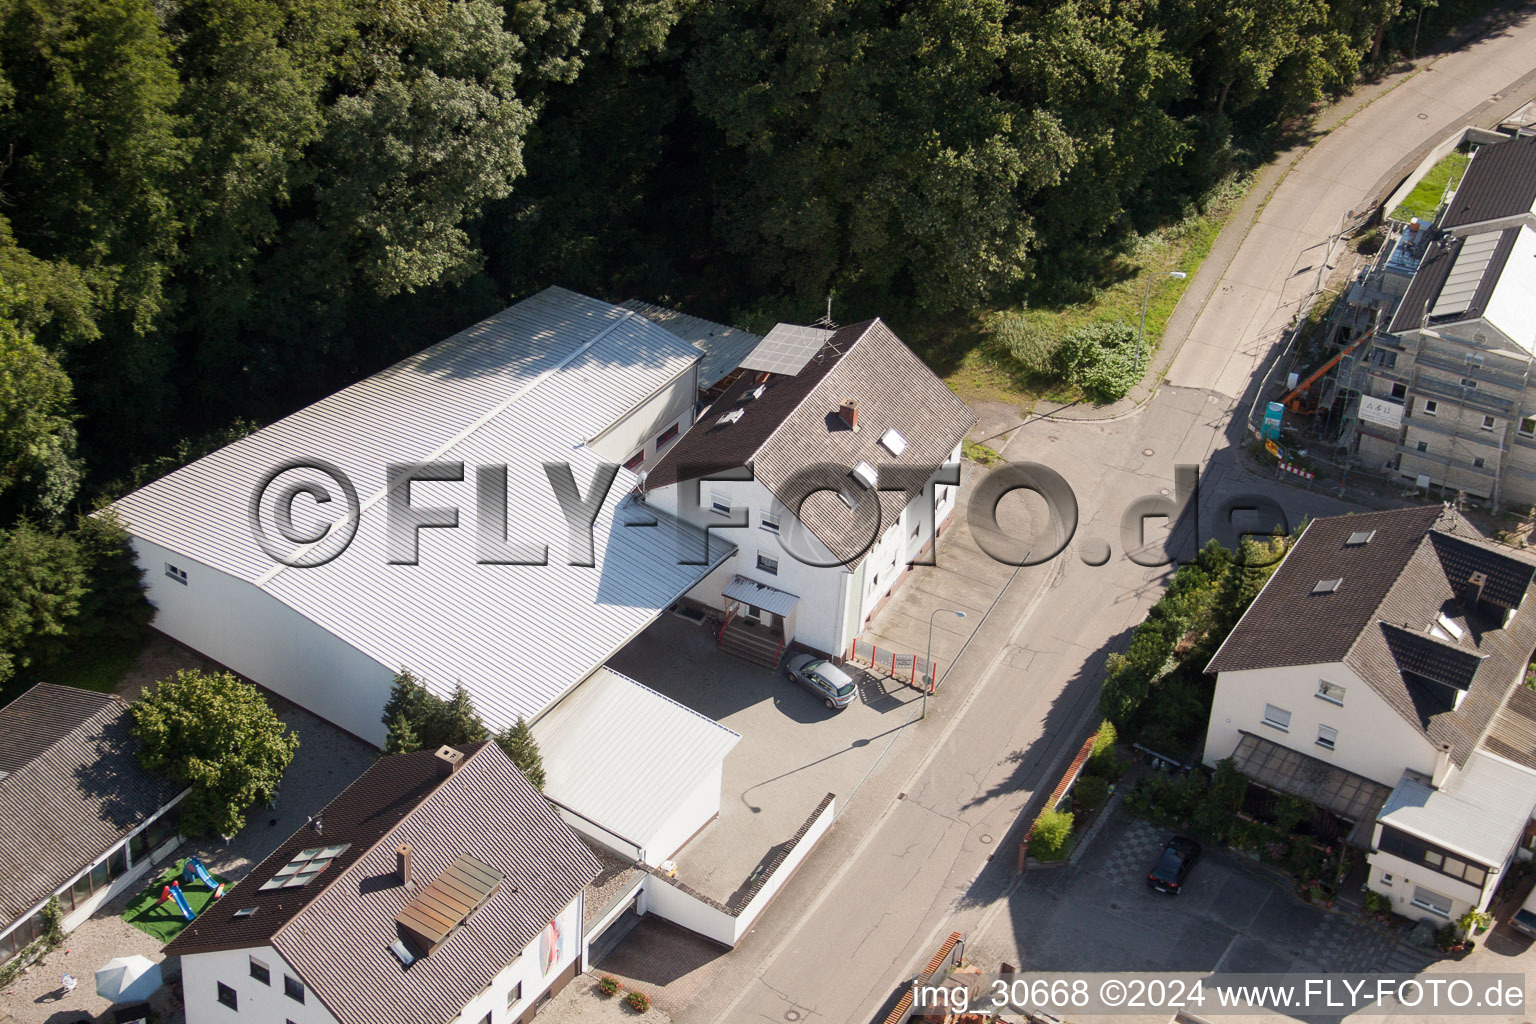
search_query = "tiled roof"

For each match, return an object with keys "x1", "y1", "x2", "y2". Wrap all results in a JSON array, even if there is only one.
[
  {"x1": 648, "y1": 319, "x2": 975, "y2": 567},
  {"x1": 1441, "y1": 134, "x2": 1536, "y2": 230},
  {"x1": 1208, "y1": 506, "x2": 1536, "y2": 767},
  {"x1": 0, "y1": 684, "x2": 185, "y2": 930},
  {"x1": 169, "y1": 743, "x2": 598, "y2": 1024},
  {"x1": 1389, "y1": 228, "x2": 1520, "y2": 332},
  {"x1": 164, "y1": 745, "x2": 476, "y2": 957}
]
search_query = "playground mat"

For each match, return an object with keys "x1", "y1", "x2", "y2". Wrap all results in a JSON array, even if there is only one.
[{"x1": 122, "y1": 859, "x2": 229, "y2": 943}]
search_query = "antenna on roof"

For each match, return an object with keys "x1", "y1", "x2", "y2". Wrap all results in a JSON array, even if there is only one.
[
  {"x1": 813, "y1": 293, "x2": 838, "y2": 330},
  {"x1": 636, "y1": 469, "x2": 648, "y2": 499}
]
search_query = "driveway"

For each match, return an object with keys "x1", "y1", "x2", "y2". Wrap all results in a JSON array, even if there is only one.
[
  {"x1": 608, "y1": 614, "x2": 924, "y2": 905},
  {"x1": 981, "y1": 810, "x2": 1434, "y2": 979}
]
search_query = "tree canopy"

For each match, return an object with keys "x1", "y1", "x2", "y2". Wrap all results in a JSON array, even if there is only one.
[{"x1": 130, "y1": 669, "x2": 300, "y2": 837}]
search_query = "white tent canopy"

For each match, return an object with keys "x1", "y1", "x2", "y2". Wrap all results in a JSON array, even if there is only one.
[{"x1": 95, "y1": 955, "x2": 163, "y2": 1004}]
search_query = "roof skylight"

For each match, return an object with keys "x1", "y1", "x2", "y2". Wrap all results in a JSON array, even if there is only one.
[
  {"x1": 1344, "y1": 530, "x2": 1375, "y2": 546},
  {"x1": 879, "y1": 429, "x2": 908, "y2": 456},
  {"x1": 1312, "y1": 578, "x2": 1343, "y2": 595},
  {"x1": 258, "y1": 844, "x2": 351, "y2": 890}
]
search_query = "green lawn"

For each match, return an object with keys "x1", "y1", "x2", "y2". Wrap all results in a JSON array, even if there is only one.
[
  {"x1": 123, "y1": 860, "x2": 229, "y2": 943},
  {"x1": 921, "y1": 172, "x2": 1251, "y2": 411},
  {"x1": 1389, "y1": 149, "x2": 1470, "y2": 224}
]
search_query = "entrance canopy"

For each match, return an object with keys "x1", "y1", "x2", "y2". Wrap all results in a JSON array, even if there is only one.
[
  {"x1": 1231, "y1": 732, "x2": 1392, "y2": 824},
  {"x1": 722, "y1": 575, "x2": 800, "y2": 618}
]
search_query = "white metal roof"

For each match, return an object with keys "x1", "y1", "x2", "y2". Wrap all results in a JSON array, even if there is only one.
[
  {"x1": 1378, "y1": 750, "x2": 1536, "y2": 867},
  {"x1": 531, "y1": 667, "x2": 739, "y2": 851},
  {"x1": 619, "y1": 300, "x2": 762, "y2": 390},
  {"x1": 1431, "y1": 229, "x2": 1503, "y2": 318},
  {"x1": 722, "y1": 575, "x2": 801, "y2": 617},
  {"x1": 113, "y1": 287, "x2": 732, "y2": 729}
]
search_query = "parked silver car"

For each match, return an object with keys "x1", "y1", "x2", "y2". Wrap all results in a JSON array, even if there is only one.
[{"x1": 785, "y1": 654, "x2": 857, "y2": 709}]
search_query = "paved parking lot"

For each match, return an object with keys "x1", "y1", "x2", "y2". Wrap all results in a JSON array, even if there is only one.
[
  {"x1": 980, "y1": 810, "x2": 1436, "y2": 978},
  {"x1": 608, "y1": 614, "x2": 924, "y2": 904}
]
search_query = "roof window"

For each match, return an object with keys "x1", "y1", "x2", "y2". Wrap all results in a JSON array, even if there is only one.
[
  {"x1": 258, "y1": 844, "x2": 351, "y2": 890},
  {"x1": 1312, "y1": 578, "x2": 1343, "y2": 595},
  {"x1": 852, "y1": 462, "x2": 878, "y2": 488},
  {"x1": 879, "y1": 429, "x2": 908, "y2": 456},
  {"x1": 718, "y1": 409, "x2": 744, "y2": 425},
  {"x1": 1344, "y1": 530, "x2": 1375, "y2": 546}
]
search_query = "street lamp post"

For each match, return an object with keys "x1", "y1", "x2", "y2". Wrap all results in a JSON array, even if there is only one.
[
  {"x1": 1135, "y1": 271, "x2": 1187, "y2": 372},
  {"x1": 922, "y1": 608, "x2": 966, "y2": 720}
]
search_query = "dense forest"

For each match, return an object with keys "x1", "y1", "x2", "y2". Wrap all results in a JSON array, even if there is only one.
[{"x1": 0, "y1": 0, "x2": 1496, "y2": 686}]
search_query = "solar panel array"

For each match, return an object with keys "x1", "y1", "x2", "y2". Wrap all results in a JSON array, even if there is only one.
[
  {"x1": 394, "y1": 854, "x2": 504, "y2": 955},
  {"x1": 739, "y1": 323, "x2": 835, "y2": 376}
]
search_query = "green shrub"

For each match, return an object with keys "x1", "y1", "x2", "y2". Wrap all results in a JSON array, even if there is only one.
[
  {"x1": 1074, "y1": 775, "x2": 1110, "y2": 813},
  {"x1": 598, "y1": 975, "x2": 620, "y2": 996},
  {"x1": 1364, "y1": 890, "x2": 1391, "y2": 914},
  {"x1": 992, "y1": 313, "x2": 1059, "y2": 376},
  {"x1": 1029, "y1": 807, "x2": 1074, "y2": 860},
  {"x1": 1090, "y1": 720, "x2": 1117, "y2": 759},
  {"x1": 626, "y1": 989, "x2": 651, "y2": 1012},
  {"x1": 1274, "y1": 795, "x2": 1311, "y2": 835}
]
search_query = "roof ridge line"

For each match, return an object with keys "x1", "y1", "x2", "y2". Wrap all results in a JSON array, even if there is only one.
[
  {"x1": 269, "y1": 743, "x2": 489, "y2": 952},
  {"x1": 749, "y1": 319, "x2": 881, "y2": 468},
  {"x1": 255, "y1": 307, "x2": 642, "y2": 588}
]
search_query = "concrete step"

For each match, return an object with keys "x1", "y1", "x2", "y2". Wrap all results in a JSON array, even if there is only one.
[{"x1": 719, "y1": 623, "x2": 785, "y2": 667}]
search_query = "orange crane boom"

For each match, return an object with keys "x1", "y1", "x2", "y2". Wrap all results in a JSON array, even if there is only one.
[{"x1": 1280, "y1": 334, "x2": 1370, "y2": 413}]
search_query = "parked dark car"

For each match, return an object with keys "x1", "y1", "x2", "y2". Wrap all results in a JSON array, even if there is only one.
[
  {"x1": 1147, "y1": 836, "x2": 1201, "y2": 894},
  {"x1": 1511, "y1": 889, "x2": 1536, "y2": 939},
  {"x1": 785, "y1": 654, "x2": 858, "y2": 709}
]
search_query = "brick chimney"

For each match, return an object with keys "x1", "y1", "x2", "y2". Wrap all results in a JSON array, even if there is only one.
[
  {"x1": 434, "y1": 746, "x2": 464, "y2": 777},
  {"x1": 396, "y1": 843, "x2": 413, "y2": 885},
  {"x1": 1465, "y1": 570, "x2": 1487, "y2": 613},
  {"x1": 838, "y1": 399, "x2": 860, "y2": 431}
]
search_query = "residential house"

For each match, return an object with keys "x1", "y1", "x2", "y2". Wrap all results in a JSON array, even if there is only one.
[
  {"x1": 644, "y1": 318, "x2": 975, "y2": 662},
  {"x1": 1346, "y1": 133, "x2": 1536, "y2": 505},
  {"x1": 0, "y1": 684, "x2": 188, "y2": 964},
  {"x1": 111, "y1": 287, "x2": 732, "y2": 747},
  {"x1": 167, "y1": 742, "x2": 600, "y2": 1024},
  {"x1": 1205, "y1": 506, "x2": 1536, "y2": 924}
]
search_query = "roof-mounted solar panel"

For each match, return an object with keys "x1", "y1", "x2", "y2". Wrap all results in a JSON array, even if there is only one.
[{"x1": 739, "y1": 324, "x2": 836, "y2": 376}]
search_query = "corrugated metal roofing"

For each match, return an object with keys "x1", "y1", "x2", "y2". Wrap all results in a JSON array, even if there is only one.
[
  {"x1": 619, "y1": 300, "x2": 761, "y2": 390},
  {"x1": 272, "y1": 744, "x2": 598, "y2": 1024},
  {"x1": 112, "y1": 288, "x2": 734, "y2": 730},
  {"x1": 722, "y1": 575, "x2": 801, "y2": 617},
  {"x1": 1378, "y1": 750, "x2": 1536, "y2": 866},
  {"x1": 0, "y1": 685, "x2": 185, "y2": 930},
  {"x1": 532, "y1": 667, "x2": 739, "y2": 853}
]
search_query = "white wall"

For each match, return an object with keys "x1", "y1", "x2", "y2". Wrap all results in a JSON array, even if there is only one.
[
  {"x1": 136, "y1": 537, "x2": 397, "y2": 746},
  {"x1": 1204, "y1": 662, "x2": 1440, "y2": 786},
  {"x1": 1365, "y1": 852, "x2": 1488, "y2": 923},
  {"x1": 588, "y1": 368, "x2": 698, "y2": 467},
  {"x1": 182, "y1": 946, "x2": 342, "y2": 1024},
  {"x1": 645, "y1": 762, "x2": 724, "y2": 867}
]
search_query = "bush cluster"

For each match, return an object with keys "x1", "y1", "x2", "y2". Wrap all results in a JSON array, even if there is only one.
[
  {"x1": 1028, "y1": 807, "x2": 1075, "y2": 861},
  {"x1": 994, "y1": 317, "x2": 1145, "y2": 402}
]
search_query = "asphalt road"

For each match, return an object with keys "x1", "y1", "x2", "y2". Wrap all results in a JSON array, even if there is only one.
[{"x1": 664, "y1": 14, "x2": 1536, "y2": 1024}]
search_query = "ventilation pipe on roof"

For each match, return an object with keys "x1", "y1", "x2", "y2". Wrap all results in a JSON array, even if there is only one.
[
  {"x1": 839, "y1": 399, "x2": 860, "y2": 431},
  {"x1": 397, "y1": 843, "x2": 413, "y2": 886},
  {"x1": 1433, "y1": 741, "x2": 1455, "y2": 788}
]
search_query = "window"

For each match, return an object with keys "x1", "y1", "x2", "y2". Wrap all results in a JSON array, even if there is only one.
[
  {"x1": 879, "y1": 428, "x2": 908, "y2": 456},
  {"x1": 249, "y1": 957, "x2": 270, "y2": 985},
  {"x1": 1378, "y1": 826, "x2": 1489, "y2": 887},
  {"x1": 259, "y1": 844, "x2": 351, "y2": 889},
  {"x1": 1312, "y1": 578, "x2": 1342, "y2": 594},
  {"x1": 1380, "y1": 873, "x2": 1394, "y2": 885},
  {"x1": 624, "y1": 450, "x2": 645, "y2": 471},
  {"x1": 1482, "y1": 415, "x2": 1496, "y2": 431},
  {"x1": 1416, "y1": 441, "x2": 1429, "y2": 453},
  {"x1": 284, "y1": 975, "x2": 305, "y2": 1003},
  {"x1": 757, "y1": 552, "x2": 779, "y2": 576},
  {"x1": 217, "y1": 982, "x2": 238, "y2": 1010},
  {"x1": 760, "y1": 511, "x2": 780, "y2": 534},
  {"x1": 1262, "y1": 704, "x2": 1291, "y2": 732},
  {"x1": 709, "y1": 491, "x2": 731, "y2": 516},
  {"x1": 657, "y1": 423, "x2": 679, "y2": 448},
  {"x1": 233, "y1": 907, "x2": 257, "y2": 919},
  {"x1": 1316, "y1": 679, "x2": 1345, "y2": 705},
  {"x1": 1411, "y1": 886, "x2": 1452, "y2": 917},
  {"x1": 1461, "y1": 378, "x2": 1479, "y2": 389},
  {"x1": 1473, "y1": 456, "x2": 1487, "y2": 469},
  {"x1": 912, "y1": 522, "x2": 921, "y2": 539},
  {"x1": 507, "y1": 982, "x2": 523, "y2": 1009},
  {"x1": 1390, "y1": 382, "x2": 1407, "y2": 399},
  {"x1": 1316, "y1": 725, "x2": 1337, "y2": 751},
  {"x1": 164, "y1": 562, "x2": 188, "y2": 585},
  {"x1": 1424, "y1": 400, "x2": 1438, "y2": 416},
  {"x1": 1521, "y1": 416, "x2": 1536, "y2": 437}
]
